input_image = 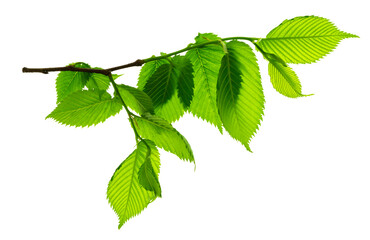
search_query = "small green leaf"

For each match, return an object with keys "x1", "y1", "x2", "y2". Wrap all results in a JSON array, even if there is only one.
[
  {"x1": 135, "y1": 112, "x2": 194, "y2": 162},
  {"x1": 86, "y1": 69, "x2": 120, "y2": 91},
  {"x1": 56, "y1": 62, "x2": 91, "y2": 103},
  {"x1": 194, "y1": 32, "x2": 220, "y2": 43},
  {"x1": 258, "y1": 16, "x2": 359, "y2": 63},
  {"x1": 217, "y1": 41, "x2": 265, "y2": 152},
  {"x1": 46, "y1": 90, "x2": 122, "y2": 127},
  {"x1": 172, "y1": 55, "x2": 194, "y2": 109},
  {"x1": 267, "y1": 57, "x2": 311, "y2": 98},
  {"x1": 117, "y1": 84, "x2": 154, "y2": 114},
  {"x1": 138, "y1": 146, "x2": 162, "y2": 197},
  {"x1": 186, "y1": 33, "x2": 224, "y2": 132},
  {"x1": 107, "y1": 140, "x2": 160, "y2": 229}
]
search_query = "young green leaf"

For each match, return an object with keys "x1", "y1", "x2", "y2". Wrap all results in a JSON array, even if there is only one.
[
  {"x1": 172, "y1": 55, "x2": 194, "y2": 109},
  {"x1": 135, "y1": 112, "x2": 194, "y2": 162},
  {"x1": 107, "y1": 140, "x2": 160, "y2": 229},
  {"x1": 217, "y1": 41, "x2": 265, "y2": 152},
  {"x1": 116, "y1": 84, "x2": 154, "y2": 114},
  {"x1": 185, "y1": 33, "x2": 224, "y2": 132},
  {"x1": 267, "y1": 57, "x2": 311, "y2": 98},
  {"x1": 138, "y1": 152, "x2": 162, "y2": 197},
  {"x1": 56, "y1": 62, "x2": 91, "y2": 103},
  {"x1": 46, "y1": 90, "x2": 122, "y2": 127},
  {"x1": 257, "y1": 16, "x2": 359, "y2": 63}
]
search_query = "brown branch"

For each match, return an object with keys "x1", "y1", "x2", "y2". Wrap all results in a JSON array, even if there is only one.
[
  {"x1": 22, "y1": 59, "x2": 144, "y2": 75},
  {"x1": 106, "y1": 59, "x2": 144, "y2": 72},
  {"x1": 22, "y1": 36, "x2": 259, "y2": 76}
]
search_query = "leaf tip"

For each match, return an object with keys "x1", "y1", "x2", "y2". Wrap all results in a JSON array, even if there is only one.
[{"x1": 246, "y1": 145, "x2": 253, "y2": 153}]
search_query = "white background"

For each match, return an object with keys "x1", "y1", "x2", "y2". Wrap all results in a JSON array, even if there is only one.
[{"x1": 1, "y1": 0, "x2": 369, "y2": 239}]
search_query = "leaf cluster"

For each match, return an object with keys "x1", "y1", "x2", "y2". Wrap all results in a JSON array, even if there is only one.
[{"x1": 42, "y1": 16, "x2": 358, "y2": 228}]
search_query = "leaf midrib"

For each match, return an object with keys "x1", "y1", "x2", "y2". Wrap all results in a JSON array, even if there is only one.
[
  {"x1": 264, "y1": 34, "x2": 351, "y2": 41},
  {"x1": 122, "y1": 146, "x2": 141, "y2": 222}
]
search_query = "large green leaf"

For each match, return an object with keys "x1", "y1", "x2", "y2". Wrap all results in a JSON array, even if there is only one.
[
  {"x1": 117, "y1": 84, "x2": 154, "y2": 114},
  {"x1": 46, "y1": 90, "x2": 122, "y2": 127},
  {"x1": 217, "y1": 41, "x2": 265, "y2": 152},
  {"x1": 56, "y1": 62, "x2": 91, "y2": 103},
  {"x1": 134, "y1": 112, "x2": 194, "y2": 162},
  {"x1": 107, "y1": 140, "x2": 160, "y2": 229},
  {"x1": 258, "y1": 16, "x2": 359, "y2": 63},
  {"x1": 185, "y1": 33, "x2": 224, "y2": 132},
  {"x1": 172, "y1": 55, "x2": 194, "y2": 109}
]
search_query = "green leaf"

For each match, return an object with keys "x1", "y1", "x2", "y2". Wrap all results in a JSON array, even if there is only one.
[
  {"x1": 153, "y1": 91, "x2": 184, "y2": 123},
  {"x1": 267, "y1": 57, "x2": 311, "y2": 98},
  {"x1": 117, "y1": 84, "x2": 154, "y2": 114},
  {"x1": 217, "y1": 41, "x2": 265, "y2": 152},
  {"x1": 135, "y1": 112, "x2": 194, "y2": 162},
  {"x1": 107, "y1": 140, "x2": 160, "y2": 229},
  {"x1": 46, "y1": 90, "x2": 123, "y2": 127},
  {"x1": 86, "y1": 69, "x2": 120, "y2": 91},
  {"x1": 185, "y1": 33, "x2": 224, "y2": 132},
  {"x1": 172, "y1": 55, "x2": 194, "y2": 109},
  {"x1": 142, "y1": 62, "x2": 185, "y2": 122},
  {"x1": 138, "y1": 151, "x2": 162, "y2": 197},
  {"x1": 257, "y1": 16, "x2": 359, "y2": 63},
  {"x1": 143, "y1": 64, "x2": 176, "y2": 108},
  {"x1": 194, "y1": 32, "x2": 220, "y2": 44},
  {"x1": 56, "y1": 62, "x2": 91, "y2": 103},
  {"x1": 86, "y1": 73, "x2": 110, "y2": 91},
  {"x1": 137, "y1": 59, "x2": 168, "y2": 90}
]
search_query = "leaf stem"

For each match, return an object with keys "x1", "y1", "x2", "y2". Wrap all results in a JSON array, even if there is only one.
[
  {"x1": 109, "y1": 74, "x2": 151, "y2": 155},
  {"x1": 108, "y1": 74, "x2": 142, "y2": 144},
  {"x1": 22, "y1": 65, "x2": 111, "y2": 75}
]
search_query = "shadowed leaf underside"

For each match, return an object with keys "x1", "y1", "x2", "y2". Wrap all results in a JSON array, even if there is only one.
[
  {"x1": 217, "y1": 41, "x2": 264, "y2": 152},
  {"x1": 186, "y1": 33, "x2": 224, "y2": 132}
]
